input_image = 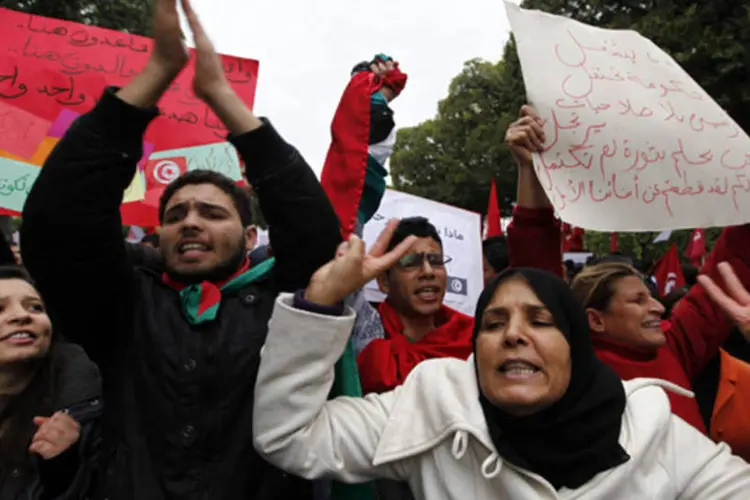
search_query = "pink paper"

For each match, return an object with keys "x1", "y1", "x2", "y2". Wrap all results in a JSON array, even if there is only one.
[
  {"x1": 138, "y1": 142, "x2": 155, "y2": 171},
  {"x1": 0, "y1": 101, "x2": 51, "y2": 160},
  {"x1": 47, "y1": 109, "x2": 81, "y2": 139}
]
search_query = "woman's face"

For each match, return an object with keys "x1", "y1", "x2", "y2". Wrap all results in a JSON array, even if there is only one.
[
  {"x1": 589, "y1": 276, "x2": 666, "y2": 351},
  {"x1": 476, "y1": 277, "x2": 571, "y2": 416},
  {"x1": 0, "y1": 279, "x2": 52, "y2": 365}
]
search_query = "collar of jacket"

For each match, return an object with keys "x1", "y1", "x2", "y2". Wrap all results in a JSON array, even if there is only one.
[{"x1": 371, "y1": 354, "x2": 693, "y2": 471}]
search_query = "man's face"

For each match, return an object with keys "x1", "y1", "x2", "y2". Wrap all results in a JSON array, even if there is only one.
[
  {"x1": 377, "y1": 237, "x2": 447, "y2": 317},
  {"x1": 159, "y1": 183, "x2": 247, "y2": 283}
]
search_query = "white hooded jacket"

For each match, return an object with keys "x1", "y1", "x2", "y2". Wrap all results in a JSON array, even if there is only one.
[{"x1": 253, "y1": 294, "x2": 750, "y2": 499}]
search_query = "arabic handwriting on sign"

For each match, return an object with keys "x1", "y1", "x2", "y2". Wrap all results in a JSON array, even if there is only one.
[
  {"x1": 440, "y1": 228, "x2": 464, "y2": 241},
  {"x1": 37, "y1": 76, "x2": 86, "y2": 106},
  {"x1": 0, "y1": 66, "x2": 29, "y2": 99},
  {"x1": 22, "y1": 36, "x2": 138, "y2": 79},
  {"x1": 222, "y1": 58, "x2": 255, "y2": 85},
  {"x1": 22, "y1": 15, "x2": 149, "y2": 53},
  {"x1": 0, "y1": 175, "x2": 32, "y2": 197}
]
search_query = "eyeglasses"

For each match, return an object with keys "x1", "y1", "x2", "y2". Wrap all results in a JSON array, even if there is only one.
[{"x1": 396, "y1": 252, "x2": 452, "y2": 270}]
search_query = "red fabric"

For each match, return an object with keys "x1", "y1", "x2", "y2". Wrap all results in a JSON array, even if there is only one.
[
  {"x1": 507, "y1": 206, "x2": 563, "y2": 277},
  {"x1": 381, "y1": 66, "x2": 408, "y2": 96},
  {"x1": 561, "y1": 224, "x2": 585, "y2": 252},
  {"x1": 0, "y1": 208, "x2": 20, "y2": 216},
  {"x1": 162, "y1": 257, "x2": 250, "y2": 315},
  {"x1": 320, "y1": 71, "x2": 374, "y2": 238},
  {"x1": 485, "y1": 178, "x2": 503, "y2": 238},
  {"x1": 609, "y1": 232, "x2": 619, "y2": 253},
  {"x1": 507, "y1": 207, "x2": 750, "y2": 434},
  {"x1": 357, "y1": 301, "x2": 474, "y2": 394},
  {"x1": 652, "y1": 244, "x2": 686, "y2": 296},
  {"x1": 685, "y1": 229, "x2": 706, "y2": 267}
]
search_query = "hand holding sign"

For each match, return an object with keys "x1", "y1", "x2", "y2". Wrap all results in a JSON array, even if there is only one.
[{"x1": 505, "y1": 105, "x2": 546, "y2": 168}]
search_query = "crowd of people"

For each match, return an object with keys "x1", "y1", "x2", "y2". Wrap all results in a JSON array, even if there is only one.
[{"x1": 3, "y1": 0, "x2": 750, "y2": 499}]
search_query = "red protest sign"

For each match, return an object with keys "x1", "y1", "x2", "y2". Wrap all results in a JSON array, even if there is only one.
[{"x1": 0, "y1": 7, "x2": 259, "y2": 156}]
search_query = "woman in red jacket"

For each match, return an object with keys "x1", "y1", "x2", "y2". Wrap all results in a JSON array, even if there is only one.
[{"x1": 504, "y1": 105, "x2": 750, "y2": 433}]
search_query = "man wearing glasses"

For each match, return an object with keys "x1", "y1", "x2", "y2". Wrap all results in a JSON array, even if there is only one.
[{"x1": 356, "y1": 217, "x2": 475, "y2": 395}]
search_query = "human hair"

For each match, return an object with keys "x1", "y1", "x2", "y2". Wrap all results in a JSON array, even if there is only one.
[
  {"x1": 386, "y1": 217, "x2": 442, "y2": 252},
  {"x1": 0, "y1": 266, "x2": 58, "y2": 471},
  {"x1": 661, "y1": 289, "x2": 687, "y2": 318},
  {"x1": 482, "y1": 235, "x2": 509, "y2": 273},
  {"x1": 682, "y1": 265, "x2": 698, "y2": 287},
  {"x1": 141, "y1": 233, "x2": 160, "y2": 248},
  {"x1": 0, "y1": 265, "x2": 33, "y2": 284},
  {"x1": 158, "y1": 170, "x2": 253, "y2": 227},
  {"x1": 571, "y1": 262, "x2": 641, "y2": 312}
]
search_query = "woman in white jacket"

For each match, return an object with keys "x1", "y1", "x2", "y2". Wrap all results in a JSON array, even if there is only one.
[{"x1": 253, "y1": 222, "x2": 750, "y2": 499}]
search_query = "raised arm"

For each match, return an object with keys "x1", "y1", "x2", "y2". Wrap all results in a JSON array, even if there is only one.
[
  {"x1": 21, "y1": 0, "x2": 189, "y2": 364},
  {"x1": 182, "y1": 1, "x2": 341, "y2": 292},
  {"x1": 666, "y1": 225, "x2": 750, "y2": 380},
  {"x1": 253, "y1": 223, "x2": 416, "y2": 481},
  {"x1": 505, "y1": 105, "x2": 563, "y2": 277}
]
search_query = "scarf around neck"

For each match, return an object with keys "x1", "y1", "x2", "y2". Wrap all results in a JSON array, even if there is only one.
[
  {"x1": 358, "y1": 300, "x2": 474, "y2": 393},
  {"x1": 163, "y1": 257, "x2": 275, "y2": 325},
  {"x1": 474, "y1": 268, "x2": 629, "y2": 490}
]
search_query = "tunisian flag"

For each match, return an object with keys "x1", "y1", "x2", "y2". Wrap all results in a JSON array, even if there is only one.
[
  {"x1": 485, "y1": 178, "x2": 503, "y2": 238},
  {"x1": 685, "y1": 229, "x2": 706, "y2": 267},
  {"x1": 652, "y1": 244, "x2": 686, "y2": 296}
]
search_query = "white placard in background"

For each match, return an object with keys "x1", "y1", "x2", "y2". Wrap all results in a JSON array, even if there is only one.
[
  {"x1": 362, "y1": 189, "x2": 483, "y2": 316},
  {"x1": 506, "y1": 2, "x2": 750, "y2": 231}
]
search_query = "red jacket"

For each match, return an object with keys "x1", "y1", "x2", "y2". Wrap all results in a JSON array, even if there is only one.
[{"x1": 507, "y1": 206, "x2": 750, "y2": 434}]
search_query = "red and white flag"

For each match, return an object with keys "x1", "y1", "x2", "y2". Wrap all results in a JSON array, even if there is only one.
[
  {"x1": 684, "y1": 229, "x2": 706, "y2": 268},
  {"x1": 652, "y1": 244, "x2": 686, "y2": 296},
  {"x1": 144, "y1": 157, "x2": 188, "y2": 191}
]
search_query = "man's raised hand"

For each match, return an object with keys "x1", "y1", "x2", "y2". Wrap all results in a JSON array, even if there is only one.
[
  {"x1": 149, "y1": 0, "x2": 190, "y2": 76},
  {"x1": 304, "y1": 220, "x2": 417, "y2": 307}
]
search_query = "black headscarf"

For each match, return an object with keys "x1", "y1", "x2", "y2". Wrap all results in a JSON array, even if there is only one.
[{"x1": 474, "y1": 268, "x2": 629, "y2": 490}]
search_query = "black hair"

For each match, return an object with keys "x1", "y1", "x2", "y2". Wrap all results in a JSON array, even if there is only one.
[
  {"x1": 386, "y1": 217, "x2": 442, "y2": 252},
  {"x1": 351, "y1": 61, "x2": 371, "y2": 75},
  {"x1": 661, "y1": 289, "x2": 687, "y2": 318},
  {"x1": 158, "y1": 170, "x2": 253, "y2": 227},
  {"x1": 0, "y1": 265, "x2": 33, "y2": 283},
  {"x1": 141, "y1": 233, "x2": 160, "y2": 248},
  {"x1": 0, "y1": 265, "x2": 58, "y2": 472},
  {"x1": 682, "y1": 264, "x2": 698, "y2": 287},
  {"x1": 482, "y1": 235, "x2": 509, "y2": 273}
]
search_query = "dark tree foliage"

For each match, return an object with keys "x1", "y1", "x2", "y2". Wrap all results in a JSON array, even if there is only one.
[{"x1": 0, "y1": 0, "x2": 152, "y2": 36}]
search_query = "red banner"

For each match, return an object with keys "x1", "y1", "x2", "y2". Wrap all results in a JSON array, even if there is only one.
[{"x1": 0, "y1": 7, "x2": 259, "y2": 157}]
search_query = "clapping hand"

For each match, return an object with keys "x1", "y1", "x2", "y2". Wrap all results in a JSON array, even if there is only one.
[
  {"x1": 28, "y1": 412, "x2": 81, "y2": 460},
  {"x1": 698, "y1": 262, "x2": 750, "y2": 339},
  {"x1": 304, "y1": 220, "x2": 417, "y2": 306},
  {"x1": 149, "y1": 0, "x2": 190, "y2": 76}
]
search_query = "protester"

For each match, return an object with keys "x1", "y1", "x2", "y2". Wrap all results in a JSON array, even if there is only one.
[
  {"x1": 505, "y1": 104, "x2": 750, "y2": 434},
  {"x1": 20, "y1": 0, "x2": 340, "y2": 498},
  {"x1": 355, "y1": 217, "x2": 474, "y2": 394},
  {"x1": 691, "y1": 264, "x2": 750, "y2": 461},
  {"x1": 0, "y1": 265, "x2": 101, "y2": 500},
  {"x1": 253, "y1": 228, "x2": 750, "y2": 499},
  {"x1": 481, "y1": 235, "x2": 508, "y2": 285}
]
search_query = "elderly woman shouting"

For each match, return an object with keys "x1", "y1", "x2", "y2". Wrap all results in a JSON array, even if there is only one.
[{"x1": 253, "y1": 221, "x2": 750, "y2": 499}]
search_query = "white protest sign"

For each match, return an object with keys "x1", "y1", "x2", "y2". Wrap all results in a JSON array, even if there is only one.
[
  {"x1": 362, "y1": 189, "x2": 483, "y2": 316},
  {"x1": 506, "y1": 2, "x2": 750, "y2": 231}
]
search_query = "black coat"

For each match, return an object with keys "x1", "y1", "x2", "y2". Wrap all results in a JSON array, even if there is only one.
[
  {"x1": 21, "y1": 89, "x2": 342, "y2": 500},
  {"x1": 0, "y1": 342, "x2": 102, "y2": 500}
]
